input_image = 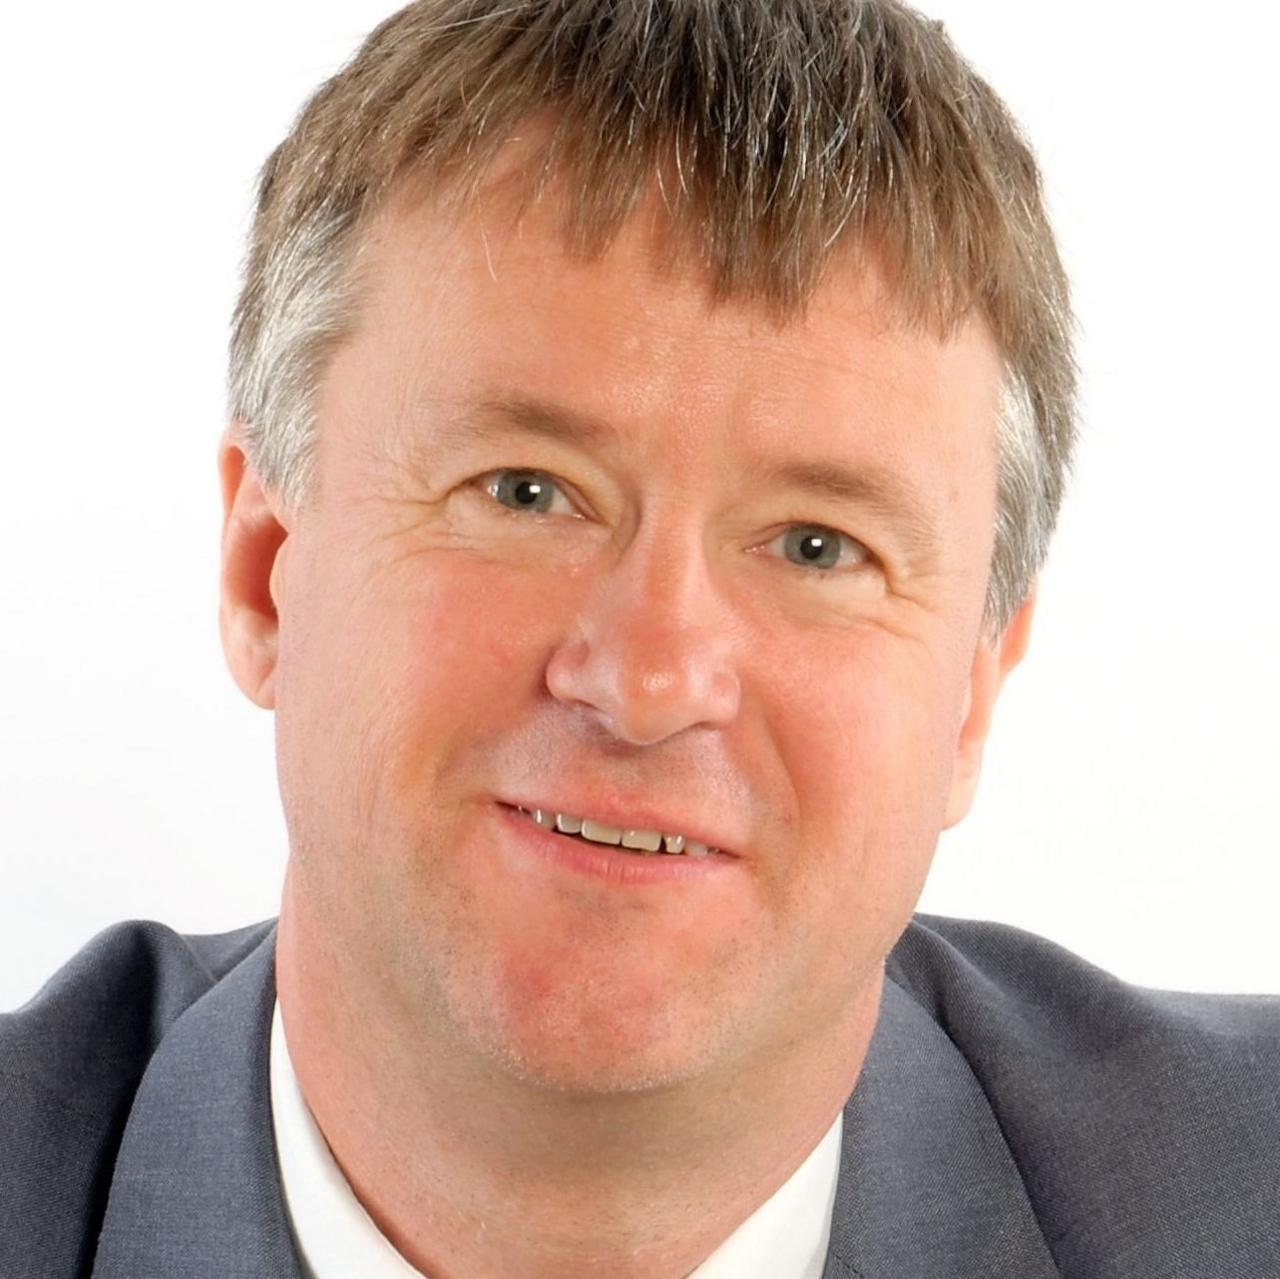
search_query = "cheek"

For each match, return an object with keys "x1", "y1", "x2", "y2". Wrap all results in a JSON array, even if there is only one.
[
  {"x1": 332, "y1": 549, "x2": 560, "y2": 801},
  {"x1": 765, "y1": 631, "x2": 962, "y2": 894}
]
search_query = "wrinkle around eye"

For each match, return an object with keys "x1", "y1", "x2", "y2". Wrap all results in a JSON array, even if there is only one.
[{"x1": 414, "y1": 473, "x2": 611, "y2": 572}]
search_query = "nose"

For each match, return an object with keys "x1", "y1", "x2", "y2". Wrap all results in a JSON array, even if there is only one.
[{"x1": 544, "y1": 527, "x2": 742, "y2": 746}]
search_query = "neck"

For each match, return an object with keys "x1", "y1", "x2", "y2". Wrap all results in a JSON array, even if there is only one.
[{"x1": 275, "y1": 899, "x2": 881, "y2": 1279}]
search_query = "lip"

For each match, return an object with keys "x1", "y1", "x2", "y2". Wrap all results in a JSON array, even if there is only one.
[
  {"x1": 495, "y1": 802, "x2": 740, "y2": 886},
  {"x1": 498, "y1": 795, "x2": 742, "y2": 859}
]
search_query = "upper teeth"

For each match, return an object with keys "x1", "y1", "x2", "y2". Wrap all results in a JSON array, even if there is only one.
[{"x1": 520, "y1": 807, "x2": 713, "y2": 856}]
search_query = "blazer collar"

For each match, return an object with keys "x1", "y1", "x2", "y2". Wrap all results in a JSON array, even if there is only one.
[
  {"x1": 93, "y1": 925, "x2": 304, "y2": 1279},
  {"x1": 821, "y1": 976, "x2": 1059, "y2": 1278},
  {"x1": 91, "y1": 928, "x2": 1056, "y2": 1278}
]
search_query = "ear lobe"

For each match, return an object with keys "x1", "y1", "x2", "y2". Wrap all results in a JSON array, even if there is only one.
[
  {"x1": 942, "y1": 586, "x2": 1038, "y2": 829},
  {"x1": 218, "y1": 429, "x2": 290, "y2": 709}
]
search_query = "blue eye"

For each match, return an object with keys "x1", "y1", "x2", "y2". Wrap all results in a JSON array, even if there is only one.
[
  {"x1": 776, "y1": 525, "x2": 866, "y2": 571},
  {"x1": 484, "y1": 469, "x2": 572, "y2": 515}
]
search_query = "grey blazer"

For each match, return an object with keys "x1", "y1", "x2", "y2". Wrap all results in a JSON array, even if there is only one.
[{"x1": 3, "y1": 914, "x2": 1277, "y2": 1278}]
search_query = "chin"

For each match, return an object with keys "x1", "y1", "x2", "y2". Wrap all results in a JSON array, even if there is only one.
[
  {"x1": 497, "y1": 1044, "x2": 693, "y2": 1095},
  {"x1": 483, "y1": 1029, "x2": 716, "y2": 1096},
  {"x1": 448, "y1": 969, "x2": 735, "y2": 1097}
]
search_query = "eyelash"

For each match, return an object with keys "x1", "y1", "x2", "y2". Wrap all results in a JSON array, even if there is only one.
[{"x1": 476, "y1": 467, "x2": 873, "y2": 575}]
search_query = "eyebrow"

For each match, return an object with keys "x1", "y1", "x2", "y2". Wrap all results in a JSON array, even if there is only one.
[
  {"x1": 465, "y1": 395, "x2": 612, "y2": 447},
  {"x1": 458, "y1": 394, "x2": 942, "y2": 562}
]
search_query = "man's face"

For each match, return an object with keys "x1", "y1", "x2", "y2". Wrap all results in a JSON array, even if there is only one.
[{"x1": 255, "y1": 169, "x2": 1011, "y2": 1095}]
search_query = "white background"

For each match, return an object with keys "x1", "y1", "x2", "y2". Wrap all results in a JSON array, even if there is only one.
[{"x1": 2, "y1": 2, "x2": 1276, "y2": 1010}]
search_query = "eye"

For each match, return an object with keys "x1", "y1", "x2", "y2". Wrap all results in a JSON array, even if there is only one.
[
  {"x1": 770, "y1": 524, "x2": 870, "y2": 572},
  {"x1": 482, "y1": 468, "x2": 577, "y2": 516}
]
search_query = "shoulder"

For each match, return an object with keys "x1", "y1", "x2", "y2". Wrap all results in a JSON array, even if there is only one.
[
  {"x1": 0, "y1": 918, "x2": 275, "y2": 1279},
  {"x1": 887, "y1": 913, "x2": 1280, "y2": 1273},
  {"x1": 2, "y1": 918, "x2": 276, "y2": 1103},
  {"x1": 889, "y1": 911, "x2": 1280, "y2": 1061}
]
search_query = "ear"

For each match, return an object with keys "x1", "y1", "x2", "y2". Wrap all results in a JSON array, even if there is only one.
[
  {"x1": 942, "y1": 585, "x2": 1038, "y2": 829},
  {"x1": 218, "y1": 427, "x2": 290, "y2": 709}
]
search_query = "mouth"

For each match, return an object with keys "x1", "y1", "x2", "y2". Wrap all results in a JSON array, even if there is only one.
[{"x1": 505, "y1": 804, "x2": 729, "y2": 859}]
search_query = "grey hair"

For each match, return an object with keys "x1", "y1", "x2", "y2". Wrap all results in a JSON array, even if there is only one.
[
  {"x1": 992, "y1": 375, "x2": 1052, "y2": 629},
  {"x1": 229, "y1": 0, "x2": 1077, "y2": 635},
  {"x1": 229, "y1": 202, "x2": 360, "y2": 510}
]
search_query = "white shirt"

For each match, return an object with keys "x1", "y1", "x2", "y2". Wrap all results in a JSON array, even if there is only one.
[{"x1": 270, "y1": 1001, "x2": 842, "y2": 1278}]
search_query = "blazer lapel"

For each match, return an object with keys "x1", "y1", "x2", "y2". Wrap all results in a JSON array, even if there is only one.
[
  {"x1": 822, "y1": 977, "x2": 1061, "y2": 1279},
  {"x1": 92, "y1": 926, "x2": 304, "y2": 1279},
  {"x1": 89, "y1": 926, "x2": 1058, "y2": 1278}
]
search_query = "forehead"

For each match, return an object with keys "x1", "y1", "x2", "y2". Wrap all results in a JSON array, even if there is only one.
[{"x1": 353, "y1": 167, "x2": 1002, "y2": 413}]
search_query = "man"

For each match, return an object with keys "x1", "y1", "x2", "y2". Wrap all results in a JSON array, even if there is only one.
[{"x1": 2, "y1": 1, "x2": 1276, "y2": 1276}]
